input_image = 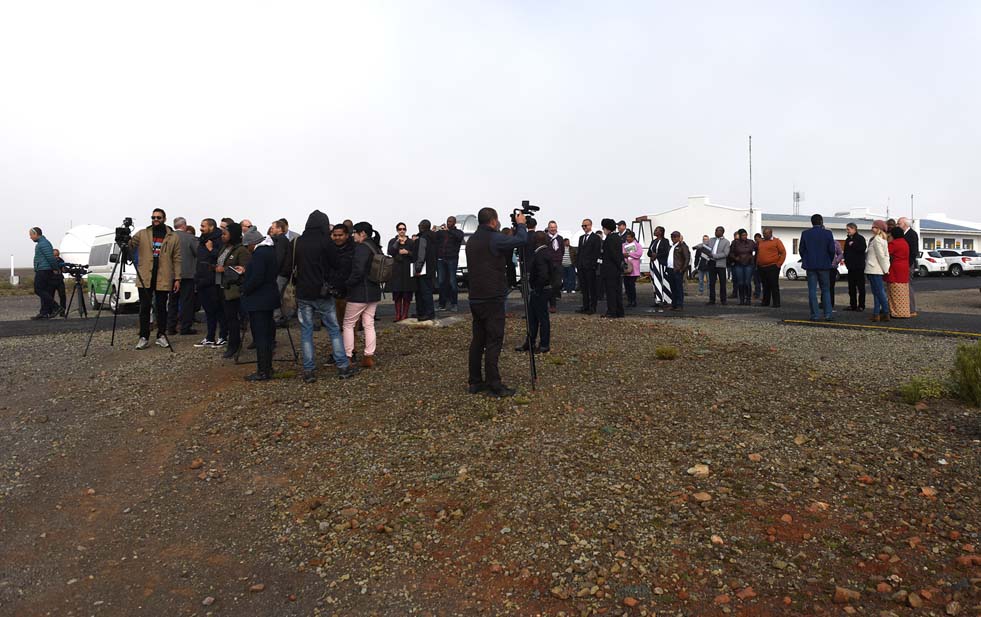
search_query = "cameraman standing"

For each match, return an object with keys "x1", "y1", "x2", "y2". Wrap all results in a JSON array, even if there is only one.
[
  {"x1": 466, "y1": 207, "x2": 527, "y2": 398},
  {"x1": 129, "y1": 208, "x2": 182, "y2": 350}
]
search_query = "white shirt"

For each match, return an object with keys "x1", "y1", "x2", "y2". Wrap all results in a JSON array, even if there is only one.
[{"x1": 667, "y1": 242, "x2": 678, "y2": 269}]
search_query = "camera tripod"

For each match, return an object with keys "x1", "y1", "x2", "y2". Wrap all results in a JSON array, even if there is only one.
[
  {"x1": 83, "y1": 243, "x2": 176, "y2": 357},
  {"x1": 62, "y1": 273, "x2": 88, "y2": 319},
  {"x1": 233, "y1": 319, "x2": 298, "y2": 366}
]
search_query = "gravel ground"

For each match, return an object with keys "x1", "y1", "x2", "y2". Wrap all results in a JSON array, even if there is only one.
[{"x1": 0, "y1": 313, "x2": 979, "y2": 616}]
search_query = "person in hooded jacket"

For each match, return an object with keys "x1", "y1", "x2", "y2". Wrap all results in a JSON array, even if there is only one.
[
  {"x1": 293, "y1": 211, "x2": 357, "y2": 382},
  {"x1": 214, "y1": 222, "x2": 250, "y2": 358},
  {"x1": 241, "y1": 235, "x2": 280, "y2": 381},
  {"x1": 413, "y1": 220, "x2": 438, "y2": 322},
  {"x1": 343, "y1": 222, "x2": 383, "y2": 368}
]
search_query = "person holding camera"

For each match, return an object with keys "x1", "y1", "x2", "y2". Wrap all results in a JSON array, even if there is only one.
[
  {"x1": 129, "y1": 209, "x2": 182, "y2": 350},
  {"x1": 516, "y1": 231, "x2": 556, "y2": 354},
  {"x1": 465, "y1": 207, "x2": 528, "y2": 398},
  {"x1": 293, "y1": 211, "x2": 357, "y2": 383}
]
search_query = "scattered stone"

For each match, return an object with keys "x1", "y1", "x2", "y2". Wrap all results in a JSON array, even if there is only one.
[
  {"x1": 780, "y1": 514, "x2": 793, "y2": 524},
  {"x1": 907, "y1": 592, "x2": 922, "y2": 608},
  {"x1": 687, "y1": 464, "x2": 710, "y2": 478},
  {"x1": 249, "y1": 583, "x2": 265, "y2": 593},
  {"x1": 202, "y1": 596, "x2": 215, "y2": 606},
  {"x1": 693, "y1": 492, "x2": 712, "y2": 503},
  {"x1": 623, "y1": 596, "x2": 639, "y2": 607},
  {"x1": 748, "y1": 453, "x2": 763, "y2": 462},
  {"x1": 920, "y1": 486, "x2": 938, "y2": 498},
  {"x1": 713, "y1": 593, "x2": 731, "y2": 604},
  {"x1": 189, "y1": 458, "x2": 204, "y2": 470},
  {"x1": 833, "y1": 586, "x2": 861, "y2": 604},
  {"x1": 946, "y1": 601, "x2": 961, "y2": 615},
  {"x1": 736, "y1": 586, "x2": 757, "y2": 600},
  {"x1": 710, "y1": 534, "x2": 724, "y2": 545}
]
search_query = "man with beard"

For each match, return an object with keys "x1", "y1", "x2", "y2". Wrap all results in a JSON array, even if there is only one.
[{"x1": 129, "y1": 208, "x2": 182, "y2": 350}]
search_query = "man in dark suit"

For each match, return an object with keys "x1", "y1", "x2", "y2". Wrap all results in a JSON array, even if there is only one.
[
  {"x1": 575, "y1": 218, "x2": 601, "y2": 314},
  {"x1": 842, "y1": 223, "x2": 867, "y2": 311},
  {"x1": 600, "y1": 218, "x2": 625, "y2": 318}
]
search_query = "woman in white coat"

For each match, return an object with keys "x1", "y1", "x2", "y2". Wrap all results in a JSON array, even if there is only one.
[{"x1": 865, "y1": 220, "x2": 892, "y2": 322}]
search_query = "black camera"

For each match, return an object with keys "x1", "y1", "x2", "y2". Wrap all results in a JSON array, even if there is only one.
[
  {"x1": 510, "y1": 199, "x2": 540, "y2": 226},
  {"x1": 114, "y1": 217, "x2": 134, "y2": 248},
  {"x1": 61, "y1": 263, "x2": 89, "y2": 278}
]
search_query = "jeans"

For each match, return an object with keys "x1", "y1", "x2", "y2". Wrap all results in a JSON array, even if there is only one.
[
  {"x1": 733, "y1": 264, "x2": 753, "y2": 303},
  {"x1": 752, "y1": 266, "x2": 762, "y2": 298},
  {"x1": 198, "y1": 284, "x2": 227, "y2": 342},
  {"x1": 343, "y1": 301, "x2": 378, "y2": 357},
  {"x1": 623, "y1": 276, "x2": 638, "y2": 305},
  {"x1": 416, "y1": 276, "x2": 435, "y2": 320},
  {"x1": 562, "y1": 265, "x2": 577, "y2": 292},
  {"x1": 469, "y1": 301, "x2": 506, "y2": 387},
  {"x1": 708, "y1": 266, "x2": 727, "y2": 303},
  {"x1": 274, "y1": 275, "x2": 294, "y2": 321},
  {"x1": 759, "y1": 265, "x2": 781, "y2": 306},
  {"x1": 34, "y1": 270, "x2": 57, "y2": 316},
  {"x1": 806, "y1": 269, "x2": 832, "y2": 320},
  {"x1": 697, "y1": 269, "x2": 709, "y2": 294},
  {"x1": 297, "y1": 297, "x2": 348, "y2": 371},
  {"x1": 437, "y1": 257, "x2": 459, "y2": 308},
  {"x1": 867, "y1": 274, "x2": 889, "y2": 316},
  {"x1": 668, "y1": 269, "x2": 685, "y2": 307},
  {"x1": 220, "y1": 292, "x2": 242, "y2": 351},
  {"x1": 528, "y1": 290, "x2": 550, "y2": 348}
]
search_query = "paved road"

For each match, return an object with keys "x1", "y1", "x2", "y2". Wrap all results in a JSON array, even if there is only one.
[{"x1": 1, "y1": 275, "x2": 978, "y2": 339}]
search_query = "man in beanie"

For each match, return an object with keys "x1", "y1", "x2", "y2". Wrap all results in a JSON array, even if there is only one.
[
  {"x1": 29, "y1": 227, "x2": 60, "y2": 319},
  {"x1": 414, "y1": 219, "x2": 438, "y2": 322},
  {"x1": 129, "y1": 208, "x2": 182, "y2": 349}
]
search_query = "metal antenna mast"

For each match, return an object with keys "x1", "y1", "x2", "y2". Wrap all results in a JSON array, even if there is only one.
[{"x1": 748, "y1": 135, "x2": 754, "y2": 235}]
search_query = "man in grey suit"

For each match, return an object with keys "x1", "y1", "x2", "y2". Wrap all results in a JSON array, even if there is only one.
[
  {"x1": 167, "y1": 217, "x2": 200, "y2": 335},
  {"x1": 706, "y1": 226, "x2": 731, "y2": 305}
]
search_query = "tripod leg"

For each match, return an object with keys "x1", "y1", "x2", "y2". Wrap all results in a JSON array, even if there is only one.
[{"x1": 84, "y1": 258, "x2": 122, "y2": 357}]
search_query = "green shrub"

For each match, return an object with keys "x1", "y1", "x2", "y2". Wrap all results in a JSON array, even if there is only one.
[
  {"x1": 898, "y1": 376, "x2": 948, "y2": 405},
  {"x1": 950, "y1": 341, "x2": 981, "y2": 407},
  {"x1": 655, "y1": 345, "x2": 680, "y2": 360}
]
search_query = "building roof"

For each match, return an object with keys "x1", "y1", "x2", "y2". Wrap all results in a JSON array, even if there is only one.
[
  {"x1": 918, "y1": 218, "x2": 981, "y2": 232},
  {"x1": 761, "y1": 213, "x2": 863, "y2": 226}
]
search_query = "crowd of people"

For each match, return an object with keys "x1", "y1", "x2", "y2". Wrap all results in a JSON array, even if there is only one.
[{"x1": 27, "y1": 208, "x2": 922, "y2": 387}]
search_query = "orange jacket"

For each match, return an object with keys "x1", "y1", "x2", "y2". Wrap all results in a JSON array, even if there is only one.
[{"x1": 756, "y1": 237, "x2": 786, "y2": 268}]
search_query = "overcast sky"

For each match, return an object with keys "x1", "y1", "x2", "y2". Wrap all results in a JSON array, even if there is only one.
[{"x1": 3, "y1": 1, "x2": 979, "y2": 266}]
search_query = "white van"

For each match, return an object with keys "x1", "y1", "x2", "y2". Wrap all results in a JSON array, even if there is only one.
[{"x1": 86, "y1": 232, "x2": 140, "y2": 312}]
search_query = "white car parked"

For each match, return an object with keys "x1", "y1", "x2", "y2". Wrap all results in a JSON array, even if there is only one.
[
  {"x1": 936, "y1": 249, "x2": 981, "y2": 277},
  {"x1": 915, "y1": 251, "x2": 947, "y2": 277},
  {"x1": 782, "y1": 258, "x2": 847, "y2": 281},
  {"x1": 86, "y1": 232, "x2": 140, "y2": 313}
]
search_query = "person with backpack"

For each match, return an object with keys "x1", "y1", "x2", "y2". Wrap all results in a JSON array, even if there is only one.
[{"x1": 343, "y1": 222, "x2": 384, "y2": 369}]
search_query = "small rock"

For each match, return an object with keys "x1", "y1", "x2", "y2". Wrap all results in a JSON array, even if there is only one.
[
  {"x1": 189, "y1": 458, "x2": 204, "y2": 470},
  {"x1": 920, "y1": 486, "x2": 938, "y2": 498},
  {"x1": 914, "y1": 401, "x2": 928, "y2": 411},
  {"x1": 907, "y1": 592, "x2": 922, "y2": 608},
  {"x1": 736, "y1": 586, "x2": 757, "y2": 600},
  {"x1": 833, "y1": 586, "x2": 861, "y2": 604},
  {"x1": 772, "y1": 559, "x2": 788, "y2": 570},
  {"x1": 946, "y1": 600, "x2": 961, "y2": 615},
  {"x1": 748, "y1": 453, "x2": 763, "y2": 462},
  {"x1": 687, "y1": 464, "x2": 710, "y2": 478},
  {"x1": 876, "y1": 582, "x2": 892, "y2": 593},
  {"x1": 623, "y1": 596, "x2": 639, "y2": 607},
  {"x1": 202, "y1": 596, "x2": 215, "y2": 606},
  {"x1": 693, "y1": 492, "x2": 712, "y2": 503},
  {"x1": 780, "y1": 514, "x2": 793, "y2": 524},
  {"x1": 249, "y1": 583, "x2": 265, "y2": 593},
  {"x1": 711, "y1": 534, "x2": 724, "y2": 545},
  {"x1": 714, "y1": 594, "x2": 731, "y2": 604}
]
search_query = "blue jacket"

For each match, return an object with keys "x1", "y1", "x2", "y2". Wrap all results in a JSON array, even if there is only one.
[
  {"x1": 34, "y1": 236, "x2": 58, "y2": 271},
  {"x1": 241, "y1": 246, "x2": 281, "y2": 312},
  {"x1": 799, "y1": 226, "x2": 836, "y2": 270}
]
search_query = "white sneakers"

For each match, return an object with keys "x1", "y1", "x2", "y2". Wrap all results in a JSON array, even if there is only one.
[
  {"x1": 135, "y1": 337, "x2": 149, "y2": 350},
  {"x1": 193, "y1": 338, "x2": 216, "y2": 348},
  {"x1": 155, "y1": 336, "x2": 169, "y2": 348},
  {"x1": 136, "y1": 336, "x2": 169, "y2": 350}
]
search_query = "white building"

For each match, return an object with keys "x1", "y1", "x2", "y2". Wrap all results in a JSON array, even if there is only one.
[{"x1": 635, "y1": 196, "x2": 981, "y2": 256}]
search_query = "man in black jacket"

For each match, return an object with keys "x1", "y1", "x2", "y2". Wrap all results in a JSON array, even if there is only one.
[
  {"x1": 842, "y1": 223, "x2": 867, "y2": 311},
  {"x1": 600, "y1": 219, "x2": 625, "y2": 318},
  {"x1": 269, "y1": 220, "x2": 294, "y2": 326},
  {"x1": 575, "y1": 219, "x2": 602, "y2": 314},
  {"x1": 466, "y1": 207, "x2": 528, "y2": 398},
  {"x1": 293, "y1": 210, "x2": 357, "y2": 383},
  {"x1": 516, "y1": 231, "x2": 554, "y2": 354},
  {"x1": 435, "y1": 216, "x2": 465, "y2": 312},
  {"x1": 414, "y1": 220, "x2": 438, "y2": 322},
  {"x1": 193, "y1": 218, "x2": 227, "y2": 348}
]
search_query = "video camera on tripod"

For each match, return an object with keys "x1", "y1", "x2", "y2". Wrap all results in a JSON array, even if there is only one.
[
  {"x1": 60, "y1": 263, "x2": 90, "y2": 278},
  {"x1": 114, "y1": 217, "x2": 134, "y2": 251}
]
